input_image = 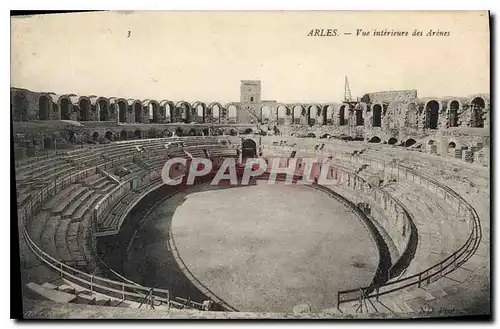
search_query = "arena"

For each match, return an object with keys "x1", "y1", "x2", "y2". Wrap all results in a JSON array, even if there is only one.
[{"x1": 13, "y1": 80, "x2": 490, "y2": 318}]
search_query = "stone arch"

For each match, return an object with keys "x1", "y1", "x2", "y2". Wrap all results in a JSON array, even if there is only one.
[
  {"x1": 120, "y1": 130, "x2": 128, "y2": 140},
  {"x1": 470, "y1": 96, "x2": 486, "y2": 128},
  {"x1": 326, "y1": 105, "x2": 335, "y2": 125},
  {"x1": 131, "y1": 101, "x2": 142, "y2": 123},
  {"x1": 355, "y1": 104, "x2": 365, "y2": 126},
  {"x1": 339, "y1": 105, "x2": 346, "y2": 125},
  {"x1": 39, "y1": 95, "x2": 51, "y2": 120},
  {"x1": 134, "y1": 129, "x2": 142, "y2": 139},
  {"x1": 241, "y1": 139, "x2": 257, "y2": 159},
  {"x1": 242, "y1": 128, "x2": 253, "y2": 135},
  {"x1": 142, "y1": 100, "x2": 160, "y2": 124},
  {"x1": 229, "y1": 128, "x2": 238, "y2": 136},
  {"x1": 228, "y1": 104, "x2": 239, "y2": 120},
  {"x1": 97, "y1": 97, "x2": 110, "y2": 121},
  {"x1": 306, "y1": 132, "x2": 316, "y2": 138},
  {"x1": 105, "y1": 131, "x2": 113, "y2": 140},
  {"x1": 207, "y1": 102, "x2": 223, "y2": 124},
  {"x1": 117, "y1": 99, "x2": 128, "y2": 123},
  {"x1": 78, "y1": 97, "x2": 91, "y2": 121},
  {"x1": 448, "y1": 141, "x2": 456, "y2": 149},
  {"x1": 424, "y1": 100, "x2": 440, "y2": 129},
  {"x1": 188, "y1": 128, "x2": 197, "y2": 136},
  {"x1": 388, "y1": 137, "x2": 398, "y2": 145},
  {"x1": 175, "y1": 127, "x2": 184, "y2": 137},
  {"x1": 449, "y1": 100, "x2": 460, "y2": 127},
  {"x1": 192, "y1": 101, "x2": 207, "y2": 123},
  {"x1": 147, "y1": 129, "x2": 157, "y2": 139},
  {"x1": 293, "y1": 105, "x2": 303, "y2": 124},
  {"x1": 308, "y1": 104, "x2": 320, "y2": 125},
  {"x1": 160, "y1": 100, "x2": 175, "y2": 123},
  {"x1": 276, "y1": 104, "x2": 289, "y2": 124},
  {"x1": 173, "y1": 103, "x2": 192, "y2": 123},
  {"x1": 43, "y1": 136, "x2": 53, "y2": 149},
  {"x1": 405, "y1": 138, "x2": 417, "y2": 147},
  {"x1": 92, "y1": 131, "x2": 99, "y2": 140},
  {"x1": 213, "y1": 128, "x2": 223, "y2": 136},
  {"x1": 372, "y1": 104, "x2": 382, "y2": 127},
  {"x1": 368, "y1": 136, "x2": 381, "y2": 143},
  {"x1": 428, "y1": 140, "x2": 436, "y2": 145},
  {"x1": 162, "y1": 129, "x2": 173, "y2": 137}
]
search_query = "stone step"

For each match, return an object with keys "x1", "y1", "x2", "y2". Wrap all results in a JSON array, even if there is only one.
[
  {"x1": 41, "y1": 216, "x2": 60, "y2": 259},
  {"x1": 62, "y1": 190, "x2": 94, "y2": 219}
]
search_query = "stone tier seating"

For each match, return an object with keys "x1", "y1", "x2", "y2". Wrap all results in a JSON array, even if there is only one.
[
  {"x1": 27, "y1": 173, "x2": 118, "y2": 268},
  {"x1": 266, "y1": 144, "x2": 486, "y2": 315}
]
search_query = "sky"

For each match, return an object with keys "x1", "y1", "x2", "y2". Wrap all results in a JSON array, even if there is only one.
[{"x1": 11, "y1": 11, "x2": 490, "y2": 104}]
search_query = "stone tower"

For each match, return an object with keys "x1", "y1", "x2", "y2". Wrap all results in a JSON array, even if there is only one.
[{"x1": 238, "y1": 80, "x2": 262, "y2": 123}]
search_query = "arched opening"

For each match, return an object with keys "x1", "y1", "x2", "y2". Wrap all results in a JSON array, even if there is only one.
[
  {"x1": 372, "y1": 104, "x2": 382, "y2": 127},
  {"x1": 148, "y1": 129, "x2": 157, "y2": 139},
  {"x1": 293, "y1": 106, "x2": 303, "y2": 124},
  {"x1": 39, "y1": 95, "x2": 50, "y2": 120},
  {"x1": 277, "y1": 105, "x2": 287, "y2": 124},
  {"x1": 326, "y1": 105, "x2": 334, "y2": 125},
  {"x1": 470, "y1": 97, "x2": 485, "y2": 128},
  {"x1": 177, "y1": 102, "x2": 192, "y2": 123},
  {"x1": 79, "y1": 98, "x2": 90, "y2": 121},
  {"x1": 210, "y1": 104, "x2": 221, "y2": 124},
  {"x1": 105, "y1": 131, "x2": 113, "y2": 141},
  {"x1": 425, "y1": 100, "x2": 440, "y2": 129},
  {"x1": 241, "y1": 139, "x2": 257, "y2": 159},
  {"x1": 320, "y1": 133, "x2": 331, "y2": 139},
  {"x1": 92, "y1": 132, "x2": 99, "y2": 140},
  {"x1": 60, "y1": 97, "x2": 71, "y2": 120},
  {"x1": 43, "y1": 137, "x2": 53, "y2": 149},
  {"x1": 405, "y1": 138, "x2": 417, "y2": 147},
  {"x1": 134, "y1": 103, "x2": 142, "y2": 123},
  {"x1": 13, "y1": 93, "x2": 28, "y2": 121},
  {"x1": 120, "y1": 130, "x2": 128, "y2": 140},
  {"x1": 118, "y1": 101, "x2": 127, "y2": 123},
  {"x1": 321, "y1": 106, "x2": 328, "y2": 125},
  {"x1": 150, "y1": 103, "x2": 160, "y2": 123},
  {"x1": 228, "y1": 105, "x2": 238, "y2": 119},
  {"x1": 388, "y1": 138, "x2": 398, "y2": 145},
  {"x1": 98, "y1": 99, "x2": 109, "y2": 121},
  {"x1": 306, "y1": 133, "x2": 316, "y2": 138},
  {"x1": 428, "y1": 140, "x2": 435, "y2": 145},
  {"x1": 339, "y1": 105, "x2": 346, "y2": 125},
  {"x1": 134, "y1": 129, "x2": 142, "y2": 139},
  {"x1": 260, "y1": 105, "x2": 270, "y2": 123},
  {"x1": 242, "y1": 128, "x2": 253, "y2": 135},
  {"x1": 175, "y1": 127, "x2": 183, "y2": 137},
  {"x1": 355, "y1": 108, "x2": 364, "y2": 126},
  {"x1": 448, "y1": 141, "x2": 456, "y2": 149},
  {"x1": 229, "y1": 129, "x2": 238, "y2": 136},
  {"x1": 188, "y1": 128, "x2": 196, "y2": 136},
  {"x1": 195, "y1": 104, "x2": 205, "y2": 123},
  {"x1": 368, "y1": 136, "x2": 381, "y2": 143},
  {"x1": 449, "y1": 100, "x2": 459, "y2": 127},
  {"x1": 405, "y1": 139, "x2": 417, "y2": 147},
  {"x1": 213, "y1": 128, "x2": 223, "y2": 136},
  {"x1": 162, "y1": 129, "x2": 173, "y2": 137},
  {"x1": 162, "y1": 103, "x2": 173, "y2": 123}
]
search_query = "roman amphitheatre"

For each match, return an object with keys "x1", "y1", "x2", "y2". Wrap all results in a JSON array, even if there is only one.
[{"x1": 13, "y1": 80, "x2": 490, "y2": 318}]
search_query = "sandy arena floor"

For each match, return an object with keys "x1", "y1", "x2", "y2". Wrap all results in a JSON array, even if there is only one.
[{"x1": 125, "y1": 183, "x2": 379, "y2": 313}]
